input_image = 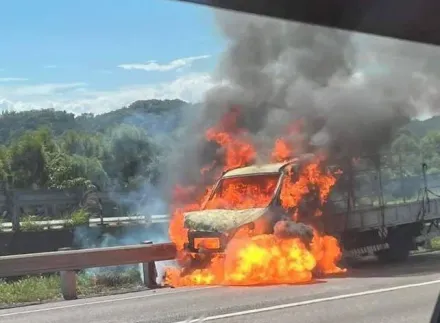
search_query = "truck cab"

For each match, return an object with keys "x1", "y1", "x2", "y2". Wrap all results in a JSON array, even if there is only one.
[{"x1": 182, "y1": 155, "x2": 321, "y2": 262}]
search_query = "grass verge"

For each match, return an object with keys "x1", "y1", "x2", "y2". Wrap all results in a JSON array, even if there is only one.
[
  {"x1": 0, "y1": 267, "x2": 143, "y2": 307},
  {"x1": 430, "y1": 237, "x2": 440, "y2": 250}
]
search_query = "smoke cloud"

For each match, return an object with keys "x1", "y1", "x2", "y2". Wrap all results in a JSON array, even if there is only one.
[{"x1": 170, "y1": 8, "x2": 440, "y2": 190}]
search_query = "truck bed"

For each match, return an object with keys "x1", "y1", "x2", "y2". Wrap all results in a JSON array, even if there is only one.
[{"x1": 342, "y1": 197, "x2": 440, "y2": 231}]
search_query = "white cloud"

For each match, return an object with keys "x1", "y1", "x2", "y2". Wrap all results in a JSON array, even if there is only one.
[
  {"x1": 118, "y1": 55, "x2": 210, "y2": 72},
  {"x1": 44, "y1": 65, "x2": 57, "y2": 69},
  {"x1": 0, "y1": 73, "x2": 217, "y2": 115},
  {"x1": 0, "y1": 77, "x2": 28, "y2": 82}
]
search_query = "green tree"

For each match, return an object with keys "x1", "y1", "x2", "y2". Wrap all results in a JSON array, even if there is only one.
[
  {"x1": 391, "y1": 133, "x2": 420, "y2": 156},
  {"x1": 8, "y1": 128, "x2": 53, "y2": 188},
  {"x1": 102, "y1": 125, "x2": 159, "y2": 189}
]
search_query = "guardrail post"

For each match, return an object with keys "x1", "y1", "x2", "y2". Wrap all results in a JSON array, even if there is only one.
[
  {"x1": 140, "y1": 241, "x2": 158, "y2": 288},
  {"x1": 58, "y1": 247, "x2": 78, "y2": 300},
  {"x1": 5, "y1": 182, "x2": 19, "y2": 232}
]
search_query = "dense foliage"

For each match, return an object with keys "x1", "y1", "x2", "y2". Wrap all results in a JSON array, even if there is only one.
[{"x1": 0, "y1": 99, "x2": 190, "y2": 190}]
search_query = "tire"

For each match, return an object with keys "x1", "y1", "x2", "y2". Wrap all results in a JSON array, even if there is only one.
[
  {"x1": 376, "y1": 247, "x2": 410, "y2": 263},
  {"x1": 375, "y1": 226, "x2": 412, "y2": 264},
  {"x1": 341, "y1": 255, "x2": 363, "y2": 268}
]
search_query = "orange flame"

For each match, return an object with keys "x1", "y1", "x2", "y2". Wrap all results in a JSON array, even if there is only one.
[
  {"x1": 272, "y1": 139, "x2": 292, "y2": 162},
  {"x1": 165, "y1": 235, "x2": 316, "y2": 287},
  {"x1": 271, "y1": 120, "x2": 304, "y2": 163},
  {"x1": 205, "y1": 175, "x2": 279, "y2": 210},
  {"x1": 168, "y1": 185, "x2": 212, "y2": 251},
  {"x1": 166, "y1": 108, "x2": 346, "y2": 287},
  {"x1": 280, "y1": 163, "x2": 337, "y2": 216}
]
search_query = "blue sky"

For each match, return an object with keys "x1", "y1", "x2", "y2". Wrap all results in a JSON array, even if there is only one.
[
  {"x1": 0, "y1": 1, "x2": 434, "y2": 118},
  {"x1": 0, "y1": 0, "x2": 226, "y2": 114}
]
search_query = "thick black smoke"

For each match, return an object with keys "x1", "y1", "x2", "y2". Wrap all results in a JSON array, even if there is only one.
[
  {"x1": 169, "y1": 9, "x2": 440, "y2": 198},
  {"x1": 274, "y1": 220, "x2": 314, "y2": 247}
]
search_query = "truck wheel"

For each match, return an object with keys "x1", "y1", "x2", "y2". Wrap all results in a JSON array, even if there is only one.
[
  {"x1": 341, "y1": 255, "x2": 363, "y2": 268},
  {"x1": 375, "y1": 227, "x2": 411, "y2": 264},
  {"x1": 376, "y1": 246, "x2": 410, "y2": 263}
]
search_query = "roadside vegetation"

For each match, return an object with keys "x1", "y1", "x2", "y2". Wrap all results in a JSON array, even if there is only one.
[
  {"x1": 0, "y1": 267, "x2": 143, "y2": 307},
  {"x1": 0, "y1": 209, "x2": 95, "y2": 232},
  {"x1": 0, "y1": 100, "x2": 185, "y2": 195},
  {"x1": 430, "y1": 236, "x2": 440, "y2": 250}
]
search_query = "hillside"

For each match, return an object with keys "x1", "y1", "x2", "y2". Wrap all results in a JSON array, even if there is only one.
[
  {"x1": 0, "y1": 99, "x2": 191, "y2": 145},
  {"x1": 406, "y1": 116, "x2": 440, "y2": 137}
]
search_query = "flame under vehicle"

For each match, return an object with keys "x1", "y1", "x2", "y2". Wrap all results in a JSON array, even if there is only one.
[{"x1": 183, "y1": 153, "x2": 440, "y2": 266}]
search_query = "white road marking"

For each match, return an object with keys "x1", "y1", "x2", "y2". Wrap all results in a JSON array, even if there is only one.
[
  {"x1": 174, "y1": 279, "x2": 440, "y2": 323},
  {"x1": 0, "y1": 286, "x2": 219, "y2": 318}
]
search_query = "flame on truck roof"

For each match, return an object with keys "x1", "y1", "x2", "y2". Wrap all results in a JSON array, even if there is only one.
[{"x1": 222, "y1": 161, "x2": 291, "y2": 178}]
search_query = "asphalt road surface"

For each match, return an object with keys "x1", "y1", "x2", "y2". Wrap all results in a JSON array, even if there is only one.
[{"x1": 1, "y1": 252, "x2": 440, "y2": 323}]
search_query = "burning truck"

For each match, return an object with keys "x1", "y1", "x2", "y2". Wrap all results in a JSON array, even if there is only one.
[
  {"x1": 165, "y1": 146, "x2": 347, "y2": 286},
  {"x1": 182, "y1": 154, "x2": 335, "y2": 268},
  {"x1": 164, "y1": 125, "x2": 440, "y2": 287},
  {"x1": 162, "y1": 102, "x2": 440, "y2": 287}
]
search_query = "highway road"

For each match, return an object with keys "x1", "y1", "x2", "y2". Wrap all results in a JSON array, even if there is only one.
[{"x1": 1, "y1": 252, "x2": 440, "y2": 323}]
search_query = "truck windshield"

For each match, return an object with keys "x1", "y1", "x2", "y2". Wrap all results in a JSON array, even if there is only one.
[{"x1": 204, "y1": 173, "x2": 280, "y2": 210}]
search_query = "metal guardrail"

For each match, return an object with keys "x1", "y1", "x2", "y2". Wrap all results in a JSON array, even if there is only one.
[
  {"x1": 0, "y1": 242, "x2": 177, "y2": 300},
  {"x1": 0, "y1": 214, "x2": 170, "y2": 231}
]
